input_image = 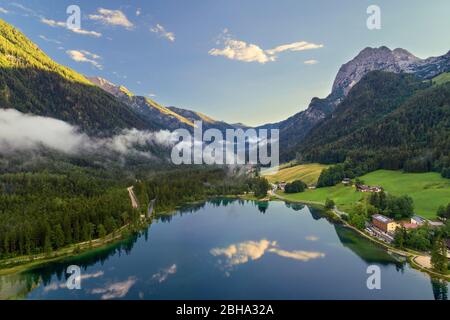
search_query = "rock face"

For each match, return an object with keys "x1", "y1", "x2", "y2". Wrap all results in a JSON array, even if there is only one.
[
  {"x1": 332, "y1": 46, "x2": 420, "y2": 96},
  {"x1": 332, "y1": 46, "x2": 450, "y2": 96},
  {"x1": 412, "y1": 50, "x2": 450, "y2": 79},
  {"x1": 262, "y1": 46, "x2": 450, "y2": 161},
  {"x1": 87, "y1": 77, "x2": 135, "y2": 100}
]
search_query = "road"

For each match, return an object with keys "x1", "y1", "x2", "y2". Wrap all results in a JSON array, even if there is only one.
[{"x1": 127, "y1": 186, "x2": 139, "y2": 209}]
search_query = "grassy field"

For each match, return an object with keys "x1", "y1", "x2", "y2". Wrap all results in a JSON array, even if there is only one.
[
  {"x1": 279, "y1": 184, "x2": 363, "y2": 213},
  {"x1": 279, "y1": 170, "x2": 450, "y2": 219},
  {"x1": 263, "y1": 163, "x2": 329, "y2": 186},
  {"x1": 361, "y1": 170, "x2": 450, "y2": 219},
  {"x1": 432, "y1": 72, "x2": 450, "y2": 86}
]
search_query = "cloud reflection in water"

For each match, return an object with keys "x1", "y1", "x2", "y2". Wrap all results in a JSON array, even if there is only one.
[
  {"x1": 210, "y1": 239, "x2": 325, "y2": 274},
  {"x1": 91, "y1": 277, "x2": 137, "y2": 300}
]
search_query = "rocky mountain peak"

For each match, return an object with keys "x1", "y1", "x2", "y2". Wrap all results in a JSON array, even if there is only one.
[
  {"x1": 332, "y1": 46, "x2": 421, "y2": 96},
  {"x1": 87, "y1": 76, "x2": 134, "y2": 100}
]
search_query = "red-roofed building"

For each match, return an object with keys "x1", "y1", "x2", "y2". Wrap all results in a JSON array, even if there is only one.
[{"x1": 401, "y1": 223, "x2": 420, "y2": 230}]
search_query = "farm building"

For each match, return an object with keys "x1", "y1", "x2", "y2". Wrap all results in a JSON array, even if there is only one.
[{"x1": 356, "y1": 184, "x2": 382, "y2": 193}]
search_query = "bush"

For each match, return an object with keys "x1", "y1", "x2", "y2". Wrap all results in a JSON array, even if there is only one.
[
  {"x1": 253, "y1": 177, "x2": 270, "y2": 198},
  {"x1": 437, "y1": 204, "x2": 450, "y2": 220},
  {"x1": 284, "y1": 180, "x2": 307, "y2": 193},
  {"x1": 348, "y1": 203, "x2": 368, "y2": 230},
  {"x1": 369, "y1": 191, "x2": 414, "y2": 220},
  {"x1": 325, "y1": 198, "x2": 335, "y2": 209}
]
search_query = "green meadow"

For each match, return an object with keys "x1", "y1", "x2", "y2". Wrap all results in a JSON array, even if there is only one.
[
  {"x1": 278, "y1": 168, "x2": 450, "y2": 219},
  {"x1": 432, "y1": 72, "x2": 450, "y2": 86}
]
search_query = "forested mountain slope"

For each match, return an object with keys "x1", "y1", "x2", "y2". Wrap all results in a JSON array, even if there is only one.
[
  {"x1": 0, "y1": 19, "x2": 159, "y2": 135},
  {"x1": 267, "y1": 46, "x2": 450, "y2": 162},
  {"x1": 299, "y1": 71, "x2": 450, "y2": 176}
]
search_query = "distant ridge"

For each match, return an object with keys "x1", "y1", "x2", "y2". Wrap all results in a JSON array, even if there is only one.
[{"x1": 88, "y1": 76, "x2": 242, "y2": 132}]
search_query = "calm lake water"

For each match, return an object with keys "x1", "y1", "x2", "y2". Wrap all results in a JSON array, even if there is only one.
[{"x1": 0, "y1": 199, "x2": 448, "y2": 300}]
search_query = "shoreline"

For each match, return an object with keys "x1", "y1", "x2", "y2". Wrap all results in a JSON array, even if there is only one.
[
  {"x1": 0, "y1": 197, "x2": 210, "y2": 276},
  {"x1": 272, "y1": 191, "x2": 450, "y2": 281},
  {"x1": 1, "y1": 194, "x2": 448, "y2": 281},
  {"x1": 0, "y1": 222, "x2": 145, "y2": 276}
]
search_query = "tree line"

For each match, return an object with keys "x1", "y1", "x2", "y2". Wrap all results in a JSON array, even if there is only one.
[{"x1": 0, "y1": 172, "x2": 138, "y2": 258}]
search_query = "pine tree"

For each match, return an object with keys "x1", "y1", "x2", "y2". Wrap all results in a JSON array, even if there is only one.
[
  {"x1": 97, "y1": 224, "x2": 107, "y2": 239},
  {"x1": 431, "y1": 237, "x2": 448, "y2": 273}
]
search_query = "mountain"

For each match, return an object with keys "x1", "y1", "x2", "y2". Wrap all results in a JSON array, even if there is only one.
[
  {"x1": 88, "y1": 76, "x2": 241, "y2": 132},
  {"x1": 331, "y1": 47, "x2": 420, "y2": 97},
  {"x1": 264, "y1": 46, "x2": 450, "y2": 161},
  {"x1": 0, "y1": 19, "x2": 159, "y2": 135},
  {"x1": 87, "y1": 76, "x2": 195, "y2": 131},
  {"x1": 298, "y1": 70, "x2": 450, "y2": 175},
  {"x1": 168, "y1": 106, "x2": 238, "y2": 131},
  {"x1": 331, "y1": 46, "x2": 450, "y2": 96}
]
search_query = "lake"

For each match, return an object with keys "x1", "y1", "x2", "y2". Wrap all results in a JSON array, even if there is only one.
[{"x1": 0, "y1": 199, "x2": 448, "y2": 300}]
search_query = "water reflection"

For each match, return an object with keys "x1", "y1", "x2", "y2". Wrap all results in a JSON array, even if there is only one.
[
  {"x1": 91, "y1": 277, "x2": 137, "y2": 300},
  {"x1": 0, "y1": 231, "x2": 144, "y2": 299},
  {"x1": 0, "y1": 198, "x2": 447, "y2": 300},
  {"x1": 432, "y1": 279, "x2": 448, "y2": 300},
  {"x1": 156, "y1": 198, "x2": 274, "y2": 223},
  {"x1": 334, "y1": 224, "x2": 403, "y2": 266},
  {"x1": 210, "y1": 239, "x2": 325, "y2": 274},
  {"x1": 151, "y1": 264, "x2": 177, "y2": 283}
]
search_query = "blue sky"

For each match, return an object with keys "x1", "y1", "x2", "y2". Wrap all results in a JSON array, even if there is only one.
[{"x1": 1, "y1": 0, "x2": 449, "y2": 126}]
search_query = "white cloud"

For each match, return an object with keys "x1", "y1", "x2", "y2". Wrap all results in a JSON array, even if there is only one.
[
  {"x1": 39, "y1": 35, "x2": 62, "y2": 44},
  {"x1": 209, "y1": 30, "x2": 323, "y2": 64},
  {"x1": 136, "y1": 8, "x2": 141, "y2": 16},
  {"x1": 91, "y1": 277, "x2": 137, "y2": 300},
  {"x1": 0, "y1": 109, "x2": 89, "y2": 154},
  {"x1": 304, "y1": 59, "x2": 319, "y2": 65},
  {"x1": 40, "y1": 18, "x2": 102, "y2": 38},
  {"x1": 209, "y1": 39, "x2": 272, "y2": 64},
  {"x1": 266, "y1": 42, "x2": 323, "y2": 55},
  {"x1": 0, "y1": 7, "x2": 9, "y2": 14},
  {"x1": 151, "y1": 264, "x2": 177, "y2": 283},
  {"x1": 41, "y1": 18, "x2": 66, "y2": 28},
  {"x1": 0, "y1": 109, "x2": 174, "y2": 157},
  {"x1": 71, "y1": 28, "x2": 102, "y2": 37},
  {"x1": 89, "y1": 8, "x2": 133, "y2": 29},
  {"x1": 150, "y1": 24, "x2": 175, "y2": 42},
  {"x1": 66, "y1": 50, "x2": 103, "y2": 69}
]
